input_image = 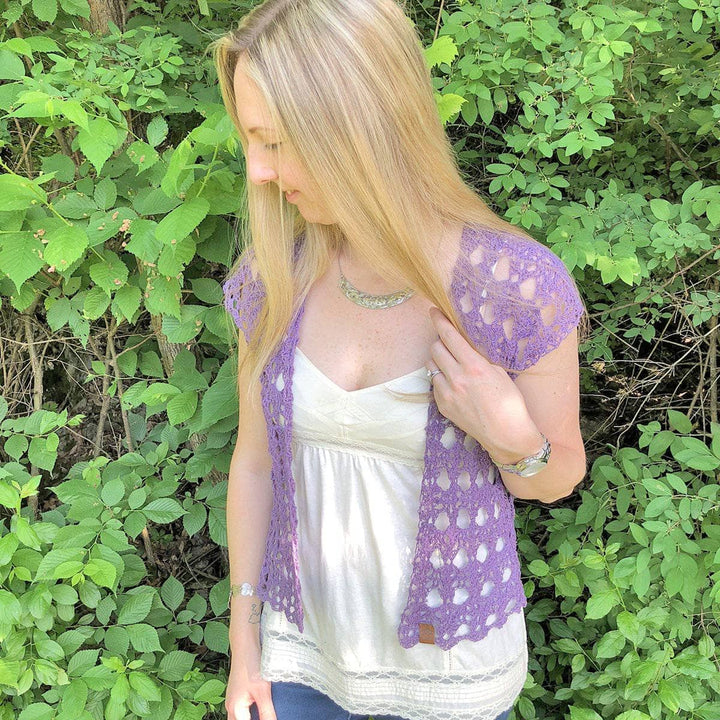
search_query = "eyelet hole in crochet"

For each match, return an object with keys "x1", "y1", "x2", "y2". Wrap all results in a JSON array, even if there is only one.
[
  {"x1": 519, "y1": 277, "x2": 536, "y2": 300},
  {"x1": 476, "y1": 543, "x2": 489, "y2": 563},
  {"x1": 469, "y1": 245, "x2": 484, "y2": 265},
  {"x1": 481, "y1": 581, "x2": 494, "y2": 597},
  {"x1": 454, "y1": 623, "x2": 469, "y2": 637},
  {"x1": 502, "y1": 567, "x2": 512, "y2": 582},
  {"x1": 475, "y1": 507, "x2": 488, "y2": 526},
  {"x1": 452, "y1": 549, "x2": 469, "y2": 569},
  {"x1": 459, "y1": 291, "x2": 472, "y2": 314},
  {"x1": 436, "y1": 469, "x2": 450, "y2": 491},
  {"x1": 456, "y1": 508, "x2": 470, "y2": 529},
  {"x1": 453, "y1": 588, "x2": 469, "y2": 605},
  {"x1": 479, "y1": 302, "x2": 495, "y2": 325},
  {"x1": 440, "y1": 426, "x2": 456, "y2": 449},
  {"x1": 495, "y1": 537, "x2": 505, "y2": 552},
  {"x1": 430, "y1": 549, "x2": 443, "y2": 569},
  {"x1": 426, "y1": 588, "x2": 443, "y2": 607},
  {"x1": 457, "y1": 471, "x2": 471, "y2": 491},
  {"x1": 434, "y1": 512, "x2": 450, "y2": 531},
  {"x1": 491, "y1": 254, "x2": 510, "y2": 281},
  {"x1": 274, "y1": 373, "x2": 285, "y2": 391},
  {"x1": 485, "y1": 613, "x2": 497, "y2": 626},
  {"x1": 505, "y1": 598, "x2": 517, "y2": 613},
  {"x1": 541, "y1": 299, "x2": 558, "y2": 326},
  {"x1": 502, "y1": 316, "x2": 514, "y2": 340}
]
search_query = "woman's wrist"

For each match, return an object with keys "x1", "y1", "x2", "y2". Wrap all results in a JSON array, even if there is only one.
[{"x1": 485, "y1": 426, "x2": 546, "y2": 467}]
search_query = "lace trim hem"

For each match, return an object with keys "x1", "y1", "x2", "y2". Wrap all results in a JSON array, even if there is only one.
[{"x1": 261, "y1": 627, "x2": 527, "y2": 720}]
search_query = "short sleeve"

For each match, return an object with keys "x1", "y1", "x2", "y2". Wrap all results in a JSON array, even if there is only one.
[
  {"x1": 456, "y1": 228, "x2": 584, "y2": 374},
  {"x1": 222, "y1": 248, "x2": 265, "y2": 344},
  {"x1": 503, "y1": 237, "x2": 584, "y2": 371}
]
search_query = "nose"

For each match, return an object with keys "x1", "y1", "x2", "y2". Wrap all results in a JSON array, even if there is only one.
[{"x1": 245, "y1": 146, "x2": 278, "y2": 187}]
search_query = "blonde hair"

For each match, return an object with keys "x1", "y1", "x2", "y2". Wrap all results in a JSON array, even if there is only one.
[{"x1": 209, "y1": 0, "x2": 554, "y2": 406}]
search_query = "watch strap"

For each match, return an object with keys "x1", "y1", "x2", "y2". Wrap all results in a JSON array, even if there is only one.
[{"x1": 493, "y1": 434, "x2": 551, "y2": 476}]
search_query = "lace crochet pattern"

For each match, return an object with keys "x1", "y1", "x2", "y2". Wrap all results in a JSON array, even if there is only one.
[{"x1": 223, "y1": 223, "x2": 584, "y2": 651}]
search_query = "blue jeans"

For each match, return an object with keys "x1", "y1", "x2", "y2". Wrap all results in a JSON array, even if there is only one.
[{"x1": 250, "y1": 680, "x2": 513, "y2": 720}]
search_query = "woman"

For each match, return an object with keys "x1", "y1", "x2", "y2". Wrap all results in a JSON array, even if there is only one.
[{"x1": 212, "y1": 1, "x2": 586, "y2": 719}]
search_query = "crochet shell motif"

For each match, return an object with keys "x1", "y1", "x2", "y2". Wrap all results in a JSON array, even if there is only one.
[{"x1": 223, "y1": 224, "x2": 584, "y2": 650}]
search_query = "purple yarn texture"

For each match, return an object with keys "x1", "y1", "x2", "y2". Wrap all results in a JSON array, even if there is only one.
[{"x1": 223, "y1": 223, "x2": 584, "y2": 650}]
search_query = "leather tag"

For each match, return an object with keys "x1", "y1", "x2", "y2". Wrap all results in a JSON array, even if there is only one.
[{"x1": 419, "y1": 623, "x2": 435, "y2": 645}]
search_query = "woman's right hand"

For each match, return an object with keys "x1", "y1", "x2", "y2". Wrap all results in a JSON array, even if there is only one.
[{"x1": 225, "y1": 624, "x2": 276, "y2": 720}]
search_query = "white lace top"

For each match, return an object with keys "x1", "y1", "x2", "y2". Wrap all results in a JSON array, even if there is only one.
[{"x1": 259, "y1": 347, "x2": 528, "y2": 720}]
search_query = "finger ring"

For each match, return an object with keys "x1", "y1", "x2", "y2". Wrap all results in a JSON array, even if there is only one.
[{"x1": 427, "y1": 368, "x2": 443, "y2": 380}]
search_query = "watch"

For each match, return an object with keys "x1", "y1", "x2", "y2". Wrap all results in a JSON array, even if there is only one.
[
  {"x1": 492, "y1": 435, "x2": 551, "y2": 477},
  {"x1": 228, "y1": 582, "x2": 257, "y2": 605}
]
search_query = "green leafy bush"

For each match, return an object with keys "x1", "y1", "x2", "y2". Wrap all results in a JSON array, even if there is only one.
[{"x1": 0, "y1": 0, "x2": 718, "y2": 717}]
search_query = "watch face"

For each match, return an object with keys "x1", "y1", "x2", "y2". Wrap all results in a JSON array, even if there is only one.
[{"x1": 518, "y1": 458, "x2": 548, "y2": 477}]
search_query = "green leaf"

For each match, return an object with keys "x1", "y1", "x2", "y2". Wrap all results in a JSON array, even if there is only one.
[
  {"x1": 596, "y1": 629, "x2": 625, "y2": 658},
  {"x1": 173, "y1": 700, "x2": 205, "y2": 720},
  {"x1": 59, "y1": 99, "x2": 88, "y2": 131},
  {"x1": 101, "y1": 478, "x2": 125, "y2": 506},
  {"x1": 113, "y1": 284, "x2": 142, "y2": 322},
  {"x1": 83, "y1": 286, "x2": 111, "y2": 320},
  {"x1": 199, "y1": 358, "x2": 238, "y2": 430},
  {"x1": 194, "y1": 677, "x2": 226, "y2": 703},
  {"x1": 183, "y1": 502, "x2": 207, "y2": 537},
  {"x1": 649, "y1": 198, "x2": 676, "y2": 221},
  {"x1": 76, "y1": 117, "x2": 118, "y2": 174},
  {"x1": 0, "y1": 49, "x2": 25, "y2": 80},
  {"x1": 32, "y1": 0, "x2": 57, "y2": 22},
  {"x1": 528, "y1": 559, "x2": 549, "y2": 577},
  {"x1": 0, "y1": 174, "x2": 45, "y2": 210},
  {"x1": 0, "y1": 480, "x2": 21, "y2": 509},
  {"x1": 146, "y1": 116, "x2": 169, "y2": 148},
  {"x1": 143, "y1": 498, "x2": 186, "y2": 524},
  {"x1": 105, "y1": 625, "x2": 129, "y2": 655},
  {"x1": 435, "y1": 92, "x2": 466, "y2": 123},
  {"x1": 44, "y1": 224, "x2": 89, "y2": 269},
  {"x1": 161, "y1": 575, "x2": 185, "y2": 611},
  {"x1": 139, "y1": 351, "x2": 165, "y2": 378},
  {"x1": 157, "y1": 650, "x2": 195, "y2": 681},
  {"x1": 161, "y1": 305, "x2": 204, "y2": 343},
  {"x1": 157, "y1": 234, "x2": 196, "y2": 276},
  {"x1": 129, "y1": 672, "x2": 162, "y2": 702},
  {"x1": 4, "y1": 433, "x2": 28, "y2": 460},
  {"x1": 585, "y1": 589, "x2": 619, "y2": 619},
  {"x1": 126, "y1": 140, "x2": 159, "y2": 174},
  {"x1": 616, "y1": 611, "x2": 644, "y2": 645},
  {"x1": 144, "y1": 275, "x2": 182, "y2": 319},
  {"x1": 674, "y1": 437, "x2": 720, "y2": 471},
  {"x1": 18, "y1": 703, "x2": 54, "y2": 720},
  {"x1": 128, "y1": 623, "x2": 162, "y2": 652},
  {"x1": 167, "y1": 390, "x2": 198, "y2": 425},
  {"x1": 569, "y1": 708, "x2": 603, "y2": 720},
  {"x1": 89, "y1": 250, "x2": 128, "y2": 293},
  {"x1": 154, "y1": 197, "x2": 209, "y2": 246},
  {"x1": 61, "y1": 0, "x2": 90, "y2": 17},
  {"x1": 424, "y1": 35, "x2": 458, "y2": 68},
  {"x1": 94, "y1": 177, "x2": 117, "y2": 210},
  {"x1": 190, "y1": 277, "x2": 223, "y2": 305},
  {"x1": 667, "y1": 409, "x2": 693, "y2": 433},
  {"x1": 28, "y1": 435, "x2": 57, "y2": 471},
  {"x1": 118, "y1": 590, "x2": 154, "y2": 625}
]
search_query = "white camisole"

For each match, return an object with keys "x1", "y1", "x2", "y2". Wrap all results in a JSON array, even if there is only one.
[{"x1": 259, "y1": 347, "x2": 528, "y2": 720}]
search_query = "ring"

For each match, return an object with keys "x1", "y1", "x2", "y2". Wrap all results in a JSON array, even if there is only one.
[{"x1": 427, "y1": 368, "x2": 443, "y2": 380}]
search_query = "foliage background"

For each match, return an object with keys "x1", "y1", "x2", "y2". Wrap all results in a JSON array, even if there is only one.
[{"x1": 0, "y1": 0, "x2": 718, "y2": 718}]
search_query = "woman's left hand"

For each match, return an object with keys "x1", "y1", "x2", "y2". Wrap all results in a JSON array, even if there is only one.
[{"x1": 427, "y1": 306, "x2": 544, "y2": 464}]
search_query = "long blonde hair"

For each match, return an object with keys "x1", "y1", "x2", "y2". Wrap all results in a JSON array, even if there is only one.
[{"x1": 209, "y1": 0, "x2": 542, "y2": 406}]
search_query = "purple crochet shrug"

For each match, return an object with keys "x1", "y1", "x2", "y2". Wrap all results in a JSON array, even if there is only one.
[{"x1": 223, "y1": 223, "x2": 584, "y2": 651}]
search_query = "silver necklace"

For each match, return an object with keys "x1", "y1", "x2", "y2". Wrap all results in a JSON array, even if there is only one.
[{"x1": 337, "y1": 258, "x2": 415, "y2": 310}]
